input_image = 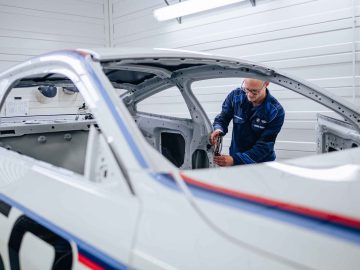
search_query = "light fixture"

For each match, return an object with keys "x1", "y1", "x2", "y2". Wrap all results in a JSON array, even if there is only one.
[
  {"x1": 62, "y1": 86, "x2": 79, "y2": 95},
  {"x1": 35, "y1": 85, "x2": 57, "y2": 104},
  {"x1": 154, "y1": 0, "x2": 249, "y2": 22}
]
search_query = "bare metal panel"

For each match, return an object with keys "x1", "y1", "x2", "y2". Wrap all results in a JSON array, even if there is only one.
[{"x1": 0, "y1": 120, "x2": 93, "y2": 174}]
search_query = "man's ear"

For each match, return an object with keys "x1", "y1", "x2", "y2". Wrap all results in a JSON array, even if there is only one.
[{"x1": 265, "y1": 81, "x2": 270, "y2": 88}]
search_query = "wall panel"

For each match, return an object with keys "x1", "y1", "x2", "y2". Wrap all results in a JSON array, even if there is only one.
[
  {"x1": 0, "y1": 0, "x2": 108, "y2": 72},
  {"x1": 0, "y1": 0, "x2": 108, "y2": 115}
]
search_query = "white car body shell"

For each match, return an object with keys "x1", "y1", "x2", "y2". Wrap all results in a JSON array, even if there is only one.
[{"x1": 0, "y1": 48, "x2": 359, "y2": 270}]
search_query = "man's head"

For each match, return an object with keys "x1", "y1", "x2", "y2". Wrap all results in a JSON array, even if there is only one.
[{"x1": 242, "y1": 79, "x2": 269, "y2": 106}]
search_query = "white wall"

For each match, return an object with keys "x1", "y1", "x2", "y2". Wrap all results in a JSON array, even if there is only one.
[
  {"x1": 111, "y1": 0, "x2": 360, "y2": 159},
  {"x1": 0, "y1": 0, "x2": 109, "y2": 72},
  {"x1": 0, "y1": 0, "x2": 108, "y2": 116}
]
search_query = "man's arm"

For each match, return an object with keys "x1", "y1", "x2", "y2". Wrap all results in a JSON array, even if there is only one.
[
  {"x1": 232, "y1": 109, "x2": 285, "y2": 165},
  {"x1": 213, "y1": 91, "x2": 235, "y2": 135}
]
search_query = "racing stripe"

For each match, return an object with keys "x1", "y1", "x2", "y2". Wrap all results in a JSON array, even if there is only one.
[
  {"x1": 178, "y1": 173, "x2": 360, "y2": 245},
  {"x1": 0, "y1": 193, "x2": 128, "y2": 270},
  {"x1": 82, "y1": 54, "x2": 148, "y2": 169},
  {"x1": 78, "y1": 254, "x2": 105, "y2": 270},
  {"x1": 151, "y1": 173, "x2": 180, "y2": 191},
  {"x1": 181, "y1": 173, "x2": 360, "y2": 230}
]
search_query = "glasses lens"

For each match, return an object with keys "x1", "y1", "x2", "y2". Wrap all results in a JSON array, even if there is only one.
[{"x1": 241, "y1": 81, "x2": 264, "y2": 95}]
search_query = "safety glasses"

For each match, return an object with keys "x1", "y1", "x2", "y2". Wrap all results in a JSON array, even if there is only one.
[{"x1": 241, "y1": 81, "x2": 266, "y2": 95}]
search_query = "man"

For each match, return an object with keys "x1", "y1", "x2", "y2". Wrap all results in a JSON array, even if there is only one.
[{"x1": 210, "y1": 78, "x2": 285, "y2": 166}]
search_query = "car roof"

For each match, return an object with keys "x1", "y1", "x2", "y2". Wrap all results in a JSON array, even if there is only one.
[
  {"x1": 77, "y1": 47, "x2": 239, "y2": 63},
  {"x1": 7, "y1": 48, "x2": 274, "y2": 88}
]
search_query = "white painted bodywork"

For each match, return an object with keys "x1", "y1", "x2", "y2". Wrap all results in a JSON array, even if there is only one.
[{"x1": 0, "y1": 48, "x2": 359, "y2": 270}]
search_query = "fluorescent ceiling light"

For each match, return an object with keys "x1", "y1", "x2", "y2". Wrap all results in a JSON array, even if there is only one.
[{"x1": 154, "y1": 0, "x2": 247, "y2": 22}]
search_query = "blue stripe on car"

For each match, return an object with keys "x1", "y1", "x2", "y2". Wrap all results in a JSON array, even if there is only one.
[
  {"x1": 0, "y1": 193, "x2": 127, "y2": 270},
  {"x1": 151, "y1": 173, "x2": 181, "y2": 191},
  {"x1": 81, "y1": 54, "x2": 149, "y2": 169},
  {"x1": 153, "y1": 174, "x2": 360, "y2": 246}
]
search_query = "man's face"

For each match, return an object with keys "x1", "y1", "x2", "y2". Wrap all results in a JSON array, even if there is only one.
[{"x1": 243, "y1": 79, "x2": 268, "y2": 104}]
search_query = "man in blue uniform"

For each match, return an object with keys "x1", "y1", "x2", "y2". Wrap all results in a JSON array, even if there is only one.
[{"x1": 210, "y1": 78, "x2": 285, "y2": 166}]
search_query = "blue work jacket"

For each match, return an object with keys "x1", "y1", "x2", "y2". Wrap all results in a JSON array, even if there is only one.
[{"x1": 213, "y1": 88, "x2": 285, "y2": 165}]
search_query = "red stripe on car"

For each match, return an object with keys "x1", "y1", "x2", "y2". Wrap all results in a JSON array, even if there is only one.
[{"x1": 180, "y1": 173, "x2": 360, "y2": 230}]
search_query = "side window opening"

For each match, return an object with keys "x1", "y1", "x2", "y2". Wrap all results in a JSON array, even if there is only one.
[
  {"x1": 0, "y1": 74, "x2": 124, "y2": 185},
  {"x1": 191, "y1": 77, "x2": 356, "y2": 162},
  {"x1": 136, "y1": 86, "x2": 191, "y2": 119},
  {"x1": 114, "y1": 72, "x2": 359, "y2": 171}
]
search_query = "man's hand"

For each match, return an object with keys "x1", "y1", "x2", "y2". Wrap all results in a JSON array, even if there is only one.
[
  {"x1": 210, "y1": 129, "x2": 222, "y2": 145},
  {"x1": 214, "y1": 155, "x2": 234, "y2": 167}
]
